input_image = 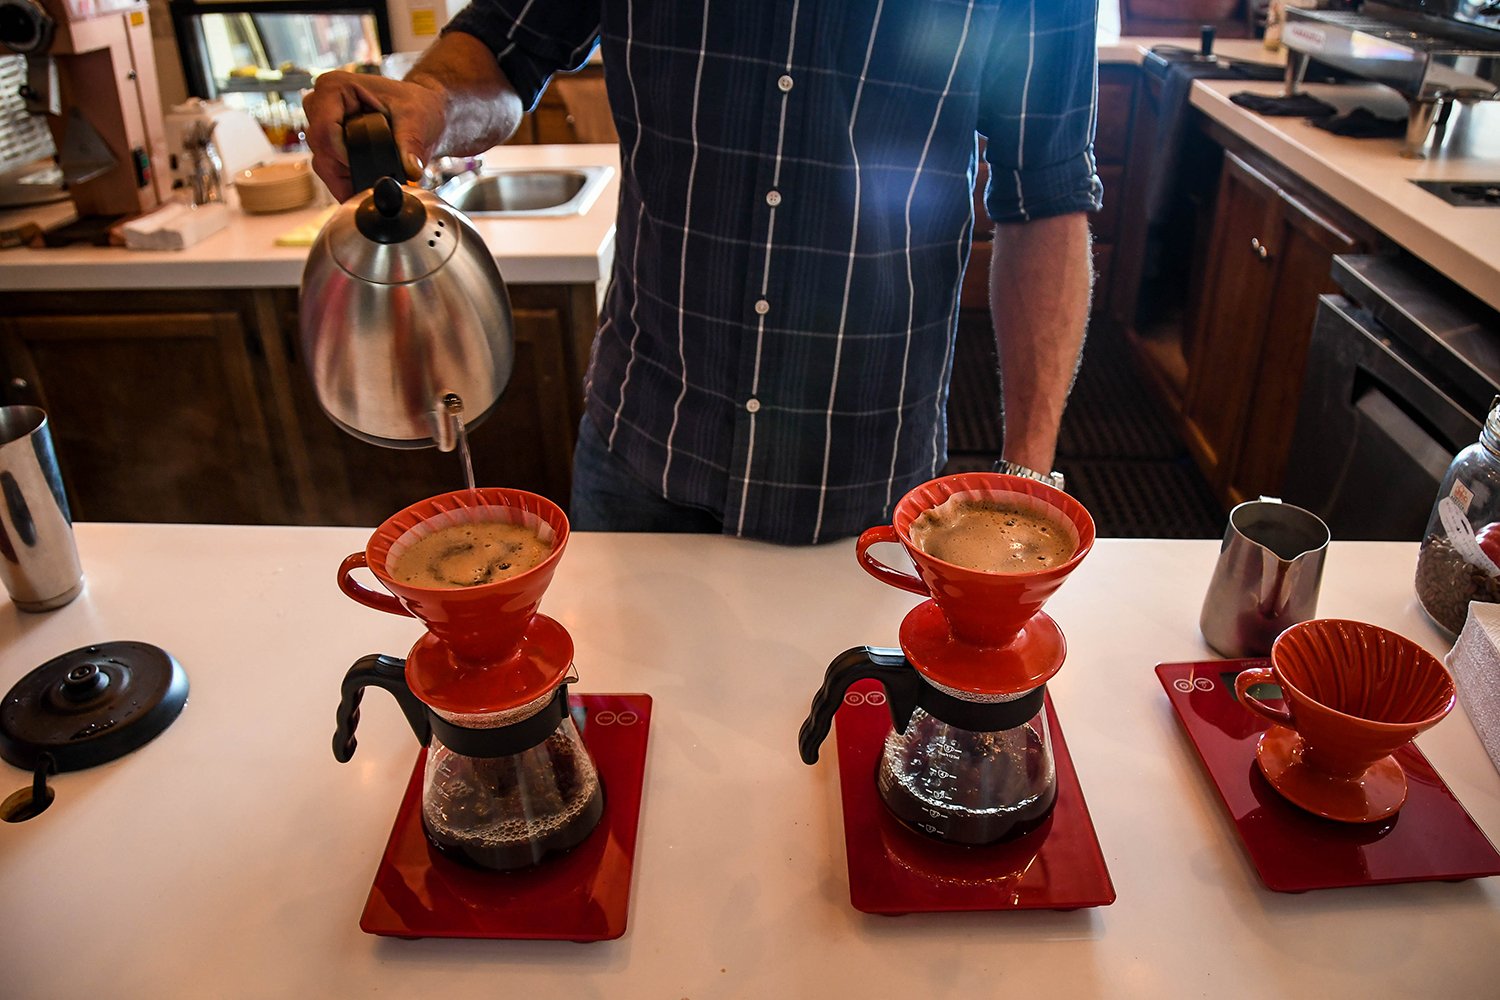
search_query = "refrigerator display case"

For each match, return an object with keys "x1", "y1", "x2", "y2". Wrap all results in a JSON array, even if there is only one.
[{"x1": 169, "y1": 0, "x2": 392, "y2": 147}]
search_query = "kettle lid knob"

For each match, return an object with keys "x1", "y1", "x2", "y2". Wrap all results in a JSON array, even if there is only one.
[{"x1": 355, "y1": 177, "x2": 426, "y2": 245}]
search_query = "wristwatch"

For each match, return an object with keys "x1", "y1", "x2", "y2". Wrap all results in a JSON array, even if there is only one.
[{"x1": 993, "y1": 459, "x2": 1066, "y2": 492}]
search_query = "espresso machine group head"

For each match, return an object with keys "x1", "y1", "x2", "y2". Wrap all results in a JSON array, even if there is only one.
[{"x1": 0, "y1": 0, "x2": 170, "y2": 217}]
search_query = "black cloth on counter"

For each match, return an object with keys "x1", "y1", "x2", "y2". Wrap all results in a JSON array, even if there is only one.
[
  {"x1": 1310, "y1": 107, "x2": 1408, "y2": 139},
  {"x1": 1229, "y1": 91, "x2": 1338, "y2": 118},
  {"x1": 1143, "y1": 54, "x2": 1284, "y2": 228}
]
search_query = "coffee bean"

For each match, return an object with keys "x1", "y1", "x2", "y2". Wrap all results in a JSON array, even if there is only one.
[{"x1": 1414, "y1": 533, "x2": 1500, "y2": 634}]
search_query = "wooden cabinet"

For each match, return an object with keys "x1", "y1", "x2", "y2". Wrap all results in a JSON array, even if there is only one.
[
  {"x1": 0, "y1": 292, "x2": 292, "y2": 524},
  {"x1": 1180, "y1": 149, "x2": 1375, "y2": 506},
  {"x1": 1119, "y1": 0, "x2": 1253, "y2": 38},
  {"x1": 0, "y1": 285, "x2": 596, "y2": 526},
  {"x1": 510, "y1": 65, "x2": 618, "y2": 146}
]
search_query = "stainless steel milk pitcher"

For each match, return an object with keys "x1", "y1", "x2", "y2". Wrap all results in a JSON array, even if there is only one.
[
  {"x1": 299, "y1": 113, "x2": 515, "y2": 451},
  {"x1": 1200, "y1": 497, "x2": 1330, "y2": 658}
]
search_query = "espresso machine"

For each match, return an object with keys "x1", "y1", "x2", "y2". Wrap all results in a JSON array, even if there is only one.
[
  {"x1": 1283, "y1": 0, "x2": 1500, "y2": 157},
  {"x1": 0, "y1": 0, "x2": 170, "y2": 219}
]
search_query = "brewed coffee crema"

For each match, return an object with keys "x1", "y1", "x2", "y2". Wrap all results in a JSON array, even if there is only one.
[
  {"x1": 909, "y1": 496, "x2": 1075, "y2": 573},
  {"x1": 391, "y1": 519, "x2": 552, "y2": 588}
]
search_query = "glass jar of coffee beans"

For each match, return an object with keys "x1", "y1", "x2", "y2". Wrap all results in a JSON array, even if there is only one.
[{"x1": 1415, "y1": 398, "x2": 1500, "y2": 636}]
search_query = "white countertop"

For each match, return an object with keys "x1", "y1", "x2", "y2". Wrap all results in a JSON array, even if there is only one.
[
  {"x1": 1192, "y1": 79, "x2": 1500, "y2": 313},
  {"x1": 0, "y1": 144, "x2": 619, "y2": 291},
  {"x1": 1, "y1": 527, "x2": 1496, "y2": 997}
]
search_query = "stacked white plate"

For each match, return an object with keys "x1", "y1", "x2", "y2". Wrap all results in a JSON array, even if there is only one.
[{"x1": 235, "y1": 159, "x2": 316, "y2": 214}]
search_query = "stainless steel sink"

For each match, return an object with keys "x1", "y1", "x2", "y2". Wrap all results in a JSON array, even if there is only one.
[{"x1": 437, "y1": 166, "x2": 613, "y2": 218}]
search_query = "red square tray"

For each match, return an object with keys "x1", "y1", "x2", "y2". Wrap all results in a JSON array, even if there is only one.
[
  {"x1": 831, "y1": 679, "x2": 1115, "y2": 913},
  {"x1": 359, "y1": 692, "x2": 651, "y2": 940},
  {"x1": 1158, "y1": 660, "x2": 1500, "y2": 892}
]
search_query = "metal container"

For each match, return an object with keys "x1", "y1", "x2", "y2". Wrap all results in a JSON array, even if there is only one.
[
  {"x1": 0, "y1": 406, "x2": 83, "y2": 612},
  {"x1": 1200, "y1": 498, "x2": 1330, "y2": 658},
  {"x1": 298, "y1": 113, "x2": 515, "y2": 450}
]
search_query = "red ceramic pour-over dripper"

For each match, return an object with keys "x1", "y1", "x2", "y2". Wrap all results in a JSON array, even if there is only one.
[
  {"x1": 1235, "y1": 618, "x2": 1456, "y2": 821},
  {"x1": 855, "y1": 472, "x2": 1095, "y2": 695},
  {"x1": 338, "y1": 488, "x2": 573, "y2": 714}
]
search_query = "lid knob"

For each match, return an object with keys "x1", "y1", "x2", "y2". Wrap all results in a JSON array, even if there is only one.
[
  {"x1": 355, "y1": 177, "x2": 426, "y2": 245},
  {"x1": 60, "y1": 663, "x2": 109, "y2": 703}
]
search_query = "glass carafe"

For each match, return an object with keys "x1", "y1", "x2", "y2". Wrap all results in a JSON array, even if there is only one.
[
  {"x1": 876, "y1": 696, "x2": 1054, "y2": 846},
  {"x1": 422, "y1": 684, "x2": 604, "y2": 870},
  {"x1": 799, "y1": 647, "x2": 1060, "y2": 847},
  {"x1": 334, "y1": 654, "x2": 605, "y2": 872}
]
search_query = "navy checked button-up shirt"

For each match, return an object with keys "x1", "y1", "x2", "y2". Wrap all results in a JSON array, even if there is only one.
[{"x1": 446, "y1": 0, "x2": 1101, "y2": 545}]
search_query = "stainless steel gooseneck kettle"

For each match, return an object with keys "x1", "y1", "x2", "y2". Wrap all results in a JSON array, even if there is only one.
[{"x1": 299, "y1": 113, "x2": 515, "y2": 451}]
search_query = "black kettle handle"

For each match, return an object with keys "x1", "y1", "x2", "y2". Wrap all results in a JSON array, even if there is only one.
[
  {"x1": 334, "y1": 653, "x2": 431, "y2": 763},
  {"x1": 345, "y1": 112, "x2": 406, "y2": 196},
  {"x1": 798, "y1": 646, "x2": 923, "y2": 765}
]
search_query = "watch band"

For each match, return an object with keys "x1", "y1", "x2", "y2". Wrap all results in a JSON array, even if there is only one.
[{"x1": 992, "y1": 459, "x2": 1066, "y2": 492}]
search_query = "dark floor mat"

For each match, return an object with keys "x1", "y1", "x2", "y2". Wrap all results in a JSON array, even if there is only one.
[
  {"x1": 1057, "y1": 333, "x2": 1186, "y2": 460},
  {"x1": 945, "y1": 314, "x2": 1226, "y2": 539},
  {"x1": 1059, "y1": 459, "x2": 1226, "y2": 539},
  {"x1": 948, "y1": 327, "x2": 1003, "y2": 454}
]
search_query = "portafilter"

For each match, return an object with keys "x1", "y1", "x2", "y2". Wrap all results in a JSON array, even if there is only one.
[{"x1": 299, "y1": 112, "x2": 514, "y2": 451}]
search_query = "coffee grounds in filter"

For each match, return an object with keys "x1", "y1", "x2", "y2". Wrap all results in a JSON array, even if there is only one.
[
  {"x1": 392, "y1": 520, "x2": 552, "y2": 588},
  {"x1": 911, "y1": 496, "x2": 1076, "y2": 573}
]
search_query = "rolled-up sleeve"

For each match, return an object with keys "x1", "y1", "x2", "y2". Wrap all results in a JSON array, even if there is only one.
[
  {"x1": 442, "y1": 0, "x2": 602, "y2": 112},
  {"x1": 976, "y1": 0, "x2": 1102, "y2": 224}
]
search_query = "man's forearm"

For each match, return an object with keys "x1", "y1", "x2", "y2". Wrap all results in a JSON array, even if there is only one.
[
  {"x1": 988, "y1": 213, "x2": 1093, "y2": 474},
  {"x1": 407, "y1": 32, "x2": 527, "y2": 154}
]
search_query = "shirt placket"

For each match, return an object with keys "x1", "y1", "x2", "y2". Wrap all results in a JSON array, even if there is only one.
[{"x1": 723, "y1": 1, "x2": 806, "y2": 538}]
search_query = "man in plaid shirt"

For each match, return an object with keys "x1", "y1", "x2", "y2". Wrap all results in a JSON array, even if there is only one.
[{"x1": 307, "y1": 1, "x2": 1100, "y2": 545}]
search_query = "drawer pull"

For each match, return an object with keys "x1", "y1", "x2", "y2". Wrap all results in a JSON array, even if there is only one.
[{"x1": 1250, "y1": 237, "x2": 1270, "y2": 261}]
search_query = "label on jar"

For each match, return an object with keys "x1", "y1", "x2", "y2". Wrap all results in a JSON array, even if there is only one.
[
  {"x1": 1451, "y1": 479, "x2": 1475, "y2": 514},
  {"x1": 1439, "y1": 497, "x2": 1500, "y2": 577}
]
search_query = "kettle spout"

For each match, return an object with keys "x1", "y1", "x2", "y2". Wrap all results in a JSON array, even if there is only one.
[{"x1": 432, "y1": 393, "x2": 464, "y2": 453}]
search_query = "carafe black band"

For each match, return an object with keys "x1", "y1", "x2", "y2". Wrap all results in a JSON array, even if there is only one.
[
  {"x1": 334, "y1": 653, "x2": 571, "y2": 763},
  {"x1": 799, "y1": 646, "x2": 1046, "y2": 765},
  {"x1": 428, "y1": 685, "x2": 570, "y2": 758}
]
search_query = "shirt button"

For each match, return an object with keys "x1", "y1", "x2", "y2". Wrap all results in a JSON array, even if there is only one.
[
  {"x1": 765, "y1": 190, "x2": 782, "y2": 207},
  {"x1": 745, "y1": 398, "x2": 762, "y2": 414},
  {"x1": 754, "y1": 299, "x2": 770, "y2": 315},
  {"x1": 777, "y1": 75, "x2": 794, "y2": 92}
]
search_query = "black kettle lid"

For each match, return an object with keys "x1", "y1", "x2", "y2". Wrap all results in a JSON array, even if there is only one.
[
  {"x1": 355, "y1": 176, "x2": 427, "y2": 245},
  {"x1": 0, "y1": 641, "x2": 188, "y2": 772}
]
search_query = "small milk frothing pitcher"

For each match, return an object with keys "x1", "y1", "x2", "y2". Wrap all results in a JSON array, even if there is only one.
[{"x1": 1200, "y1": 497, "x2": 1329, "y2": 658}]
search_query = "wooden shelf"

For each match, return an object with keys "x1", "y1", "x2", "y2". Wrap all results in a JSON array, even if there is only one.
[{"x1": 218, "y1": 73, "x2": 313, "y2": 95}]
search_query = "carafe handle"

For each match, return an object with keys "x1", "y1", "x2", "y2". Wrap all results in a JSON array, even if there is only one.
[
  {"x1": 337, "y1": 552, "x2": 413, "y2": 618},
  {"x1": 1234, "y1": 665, "x2": 1295, "y2": 729},
  {"x1": 855, "y1": 525, "x2": 930, "y2": 597},
  {"x1": 798, "y1": 646, "x2": 924, "y2": 765},
  {"x1": 345, "y1": 112, "x2": 405, "y2": 196},
  {"x1": 334, "y1": 653, "x2": 431, "y2": 763}
]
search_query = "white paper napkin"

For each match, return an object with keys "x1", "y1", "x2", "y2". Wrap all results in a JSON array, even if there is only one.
[
  {"x1": 1446, "y1": 601, "x2": 1500, "y2": 775},
  {"x1": 122, "y1": 202, "x2": 229, "y2": 251}
]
